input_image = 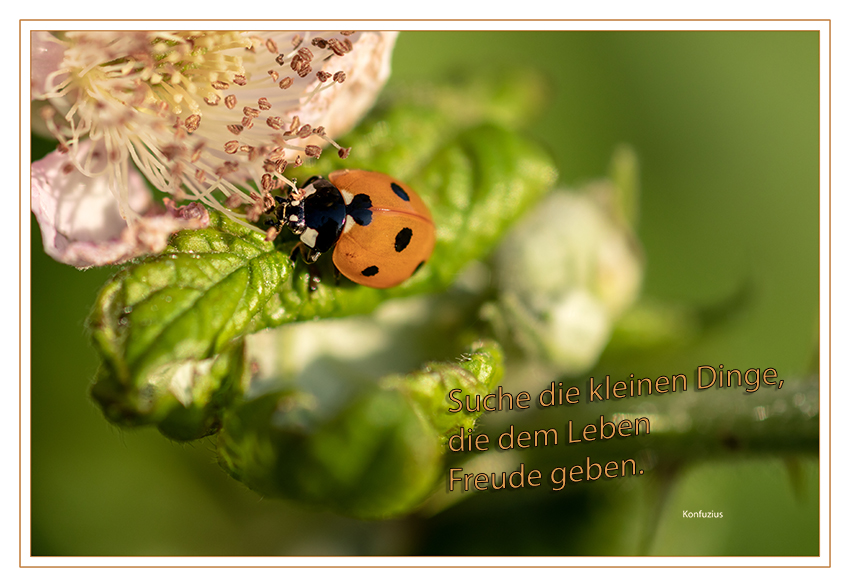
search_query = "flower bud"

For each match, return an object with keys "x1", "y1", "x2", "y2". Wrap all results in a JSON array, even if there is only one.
[
  {"x1": 492, "y1": 175, "x2": 643, "y2": 374},
  {"x1": 217, "y1": 388, "x2": 441, "y2": 519}
]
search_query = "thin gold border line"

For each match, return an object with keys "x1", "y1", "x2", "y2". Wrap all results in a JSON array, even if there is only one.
[
  {"x1": 17, "y1": 18, "x2": 834, "y2": 22},
  {"x1": 827, "y1": 17, "x2": 832, "y2": 570},
  {"x1": 22, "y1": 29, "x2": 826, "y2": 33},
  {"x1": 19, "y1": 16, "x2": 23, "y2": 571},
  {"x1": 18, "y1": 565, "x2": 833, "y2": 569}
]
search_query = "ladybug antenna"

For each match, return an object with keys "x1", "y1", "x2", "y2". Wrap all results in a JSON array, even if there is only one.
[{"x1": 278, "y1": 175, "x2": 300, "y2": 192}]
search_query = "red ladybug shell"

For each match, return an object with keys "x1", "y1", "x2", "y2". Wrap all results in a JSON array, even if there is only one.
[{"x1": 328, "y1": 170, "x2": 436, "y2": 288}]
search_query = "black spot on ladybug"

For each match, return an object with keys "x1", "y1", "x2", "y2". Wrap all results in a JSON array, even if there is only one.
[
  {"x1": 394, "y1": 227, "x2": 413, "y2": 252},
  {"x1": 348, "y1": 193, "x2": 373, "y2": 226},
  {"x1": 391, "y1": 182, "x2": 410, "y2": 201},
  {"x1": 412, "y1": 261, "x2": 425, "y2": 275},
  {"x1": 361, "y1": 265, "x2": 379, "y2": 277}
]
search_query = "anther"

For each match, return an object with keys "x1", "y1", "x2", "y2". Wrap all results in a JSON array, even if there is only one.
[
  {"x1": 241, "y1": 145, "x2": 257, "y2": 160},
  {"x1": 161, "y1": 144, "x2": 186, "y2": 161},
  {"x1": 246, "y1": 202, "x2": 263, "y2": 222},
  {"x1": 265, "y1": 226, "x2": 281, "y2": 242},
  {"x1": 262, "y1": 173, "x2": 274, "y2": 192},
  {"x1": 191, "y1": 142, "x2": 204, "y2": 163},
  {"x1": 215, "y1": 161, "x2": 240, "y2": 177},
  {"x1": 224, "y1": 95, "x2": 237, "y2": 109},
  {"x1": 184, "y1": 114, "x2": 201, "y2": 133},
  {"x1": 290, "y1": 47, "x2": 314, "y2": 78},
  {"x1": 267, "y1": 117, "x2": 283, "y2": 130},
  {"x1": 327, "y1": 38, "x2": 348, "y2": 56}
]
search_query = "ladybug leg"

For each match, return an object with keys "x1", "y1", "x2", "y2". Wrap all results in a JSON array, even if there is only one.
[
  {"x1": 289, "y1": 241, "x2": 307, "y2": 263},
  {"x1": 289, "y1": 242, "x2": 322, "y2": 263},
  {"x1": 307, "y1": 267, "x2": 323, "y2": 292},
  {"x1": 289, "y1": 242, "x2": 324, "y2": 292}
]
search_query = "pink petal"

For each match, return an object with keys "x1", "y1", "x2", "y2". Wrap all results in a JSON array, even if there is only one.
[
  {"x1": 31, "y1": 141, "x2": 209, "y2": 268},
  {"x1": 31, "y1": 32, "x2": 67, "y2": 98}
]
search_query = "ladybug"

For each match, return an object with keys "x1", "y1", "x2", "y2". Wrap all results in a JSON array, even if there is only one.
[{"x1": 272, "y1": 169, "x2": 436, "y2": 289}]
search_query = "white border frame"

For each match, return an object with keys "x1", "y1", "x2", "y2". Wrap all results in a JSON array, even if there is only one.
[{"x1": 17, "y1": 19, "x2": 833, "y2": 571}]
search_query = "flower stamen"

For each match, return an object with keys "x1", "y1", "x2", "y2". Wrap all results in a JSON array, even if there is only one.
[{"x1": 33, "y1": 30, "x2": 398, "y2": 254}]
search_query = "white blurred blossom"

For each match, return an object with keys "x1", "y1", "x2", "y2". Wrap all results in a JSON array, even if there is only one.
[
  {"x1": 31, "y1": 30, "x2": 398, "y2": 266},
  {"x1": 491, "y1": 179, "x2": 643, "y2": 375}
]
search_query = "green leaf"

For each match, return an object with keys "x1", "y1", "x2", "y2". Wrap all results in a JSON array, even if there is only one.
[
  {"x1": 89, "y1": 212, "x2": 287, "y2": 392},
  {"x1": 88, "y1": 84, "x2": 556, "y2": 437},
  {"x1": 216, "y1": 340, "x2": 504, "y2": 519},
  {"x1": 382, "y1": 339, "x2": 505, "y2": 441},
  {"x1": 91, "y1": 340, "x2": 248, "y2": 441}
]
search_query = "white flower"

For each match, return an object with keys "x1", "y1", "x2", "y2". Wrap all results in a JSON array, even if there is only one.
[
  {"x1": 492, "y1": 182, "x2": 643, "y2": 375},
  {"x1": 31, "y1": 30, "x2": 398, "y2": 265}
]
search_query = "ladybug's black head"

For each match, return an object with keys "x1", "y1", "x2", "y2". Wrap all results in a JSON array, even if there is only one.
[{"x1": 279, "y1": 177, "x2": 348, "y2": 261}]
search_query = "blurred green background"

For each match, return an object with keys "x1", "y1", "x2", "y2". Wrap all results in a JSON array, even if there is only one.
[{"x1": 30, "y1": 31, "x2": 819, "y2": 556}]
